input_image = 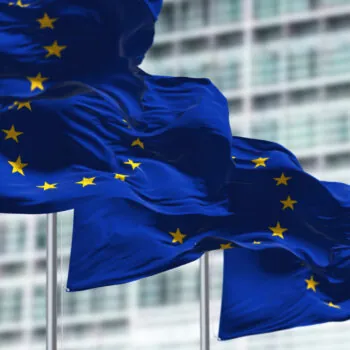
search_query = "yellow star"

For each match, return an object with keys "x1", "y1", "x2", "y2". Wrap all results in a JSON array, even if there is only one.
[
  {"x1": 269, "y1": 222, "x2": 287, "y2": 239},
  {"x1": 253, "y1": 241, "x2": 261, "y2": 245},
  {"x1": 124, "y1": 159, "x2": 141, "y2": 170},
  {"x1": 11, "y1": 101, "x2": 32, "y2": 111},
  {"x1": 2, "y1": 125, "x2": 23, "y2": 143},
  {"x1": 252, "y1": 157, "x2": 269, "y2": 168},
  {"x1": 327, "y1": 302, "x2": 341, "y2": 309},
  {"x1": 76, "y1": 177, "x2": 96, "y2": 187},
  {"x1": 281, "y1": 196, "x2": 298, "y2": 210},
  {"x1": 27, "y1": 73, "x2": 48, "y2": 92},
  {"x1": 131, "y1": 138, "x2": 144, "y2": 149},
  {"x1": 305, "y1": 276, "x2": 319, "y2": 292},
  {"x1": 37, "y1": 182, "x2": 57, "y2": 191},
  {"x1": 114, "y1": 173, "x2": 129, "y2": 181},
  {"x1": 169, "y1": 228, "x2": 186, "y2": 244},
  {"x1": 274, "y1": 173, "x2": 292, "y2": 186},
  {"x1": 9, "y1": 0, "x2": 29, "y2": 7},
  {"x1": 43, "y1": 41, "x2": 67, "y2": 58},
  {"x1": 220, "y1": 242, "x2": 233, "y2": 250},
  {"x1": 37, "y1": 13, "x2": 58, "y2": 29},
  {"x1": 8, "y1": 156, "x2": 28, "y2": 176}
]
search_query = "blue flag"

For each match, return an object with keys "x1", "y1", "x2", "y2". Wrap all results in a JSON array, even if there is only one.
[
  {"x1": 66, "y1": 135, "x2": 349, "y2": 291},
  {"x1": 0, "y1": 0, "x2": 176, "y2": 213},
  {"x1": 219, "y1": 247, "x2": 350, "y2": 340}
]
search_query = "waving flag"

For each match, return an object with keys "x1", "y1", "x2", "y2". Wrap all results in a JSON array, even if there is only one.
[
  {"x1": 219, "y1": 247, "x2": 350, "y2": 340},
  {"x1": 0, "y1": 0, "x2": 168, "y2": 213},
  {"x1": 66, "y1": 135, "x2": 349, "y2": 290}
]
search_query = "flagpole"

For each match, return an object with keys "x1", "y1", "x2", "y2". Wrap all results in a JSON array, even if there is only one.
[
  {"x1": 200, "y1": 252, "x2": 210, "y2": 350},
  {"x1": 46, "y1": 213, "x2": 57, "y2": 350}
]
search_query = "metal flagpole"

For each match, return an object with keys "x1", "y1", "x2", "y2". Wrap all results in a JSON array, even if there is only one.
[
  {"x1": 46, "y1": 213, "x2": 58, "y2": 350},
  {"x1": 200, "y1": 252, "x2": 210, "y2": 350}
]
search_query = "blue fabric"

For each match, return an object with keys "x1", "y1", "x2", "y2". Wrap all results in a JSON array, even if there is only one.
[
  {"x1": 0, "y1": 0, "x2": 181, "y2": 213},
  {"x1": 1, "y1": 0, "x2": 159, "y2": 83},
  {"x1": 0, "y1": 70, "x2": 232, "y2": 214},
  {"x1": 219, "y1": 247, "x2": 350, "y2": 340},
  {"x1": 66, "y1": 135, "x2": 350, "y2": 291},
  {"x1": 144, "y1": 0, "x2": 163, "y2": 18}
]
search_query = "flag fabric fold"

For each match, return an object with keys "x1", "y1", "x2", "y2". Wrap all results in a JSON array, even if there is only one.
[{"x1": 219, "y1": 247, "x2": 350, "y2": 340}]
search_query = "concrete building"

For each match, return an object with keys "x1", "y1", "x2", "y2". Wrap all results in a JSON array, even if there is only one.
[{"x1": 1, "y1": 0, "x2": 350, "y2": 349}]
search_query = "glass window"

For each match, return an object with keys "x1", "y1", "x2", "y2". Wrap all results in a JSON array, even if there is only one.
[
  {"x1": 254, "y1": 26, "x2": 282, "y2": 43},
  {"x1": 326, "y1": 83, "x2": 350, "y2": 101},
  {"x1": 284, "y1": 115, "x2": 316, "y2": 149},
  {"x1": 214, "y1": 60, "x2": 241, "y2": 91},
  {"x1": 0, "y1": 219, "x2": 26, "y2": 254},
  {"x1": 323, "y1": 0, "x2": 350, "y2": 6},
  {"x1": 0, "y1": 262, "x2": 25, "y2": 277},
  {"x1": 0, "y1": 221, "x2": 7, "y2": 255},
  {"x1": 322, "y1": 114, "x2": 350, "y2": 144},
  {"x1": 323, "y1": 45, "x2": 350, "y2": 76},
  {"x1": 57, "y1": 211, "x2": 73, "y2": 249},
  {"x1": 253, "y1": 94, "x2": 282, "y2": 111},
  {"x1": 64, "y1": 292, "x2": 79, "y2": 315},
  {"x1": 90, "y1": 288, "x2": 105, "y2": 313},
  {"x1": 36, "y1": 216, "x2": 46, "y2": 250},
  {"x1": 326, "y1": 15, "x2": 350, "y2": 32},
  {"x1": 178, "y1": 59, "x2": 212, "y2": 79},
  {"x1": 103, "y1": 286, "x2": 127, "y2": 311},
  {"x1": 0, "y1": 289, "x2": 22, "y2": 324},
  {"x1": 100, "y1": 319, "x2": 129, "y2": 335},
  {"x1": 326, "y1": 152, "x2": 350, "y2": 168},
  {"x1": 0, "y1": 331, "x2": 22, "y2": 346},
  {"x1": 217, "y1": 33, "x2": 243, "y2": 48},
  {"x1": 251, "y1": 119, "x2": 279, "y2": 142},
  {"x1": 138, "y1": 267, "x2": 199, "y2": 307},
  {"x1": 180, "y1": 0, "x2": 206, "y2": 30},
  {"x1": 288, "y1": 21, "x2": 319, "y2": 38},
  {"x1": 254, "y1": 0, "x2": 280, "y2": 19},
  {"x1": 282, "y1": 0, "x2": 319, "y2": 13},
  {"x1": 156, "y1": 3, "x2": 175, "y2": 34},
  {"x1": 228, "y1": 99, "x2": 243, "y2": 115},
  {"x1": 287, "y1": 88, "x2": 319, "y2": 105},
  {"x1": 138, "y1": 274, "x2": 166, "y2": 307},
  {"x1": 212, "y1": 0, "x2": 242, "y2": 24},
  {"x1": 181, "y1": 38, "x2": 209, "y2": 55},
  {"x1": 164, "y1": 269, "x2": 182, "y2": 304},
  {"x1": 252, "y1": 52, "x2": 280, "y2": 86},
  {"x1": 181, "y1": 267, "x2": 199, "y2": 303},
  {"x1": 288, "y1": 49, "x2": 319, "y2": 81},
  {"x1": 147, "y1": 43, "x2": 173, "y2": 60},
  {"x1": 210, "y1": 253, "x2": 223, "y2": 300},
  {"x1": 32, "y1": 286, "x2": 45, "y2": 321}
]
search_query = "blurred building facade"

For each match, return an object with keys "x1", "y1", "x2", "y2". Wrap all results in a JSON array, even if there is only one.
[{"x1": 1, "y1": 0, "x2": 350, "y2": 349}]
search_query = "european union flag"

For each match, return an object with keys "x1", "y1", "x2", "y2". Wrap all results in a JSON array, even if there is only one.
[
  {"x1": 66, "y1": 136, "x2": 349, "y2": 291},
  {"x1": 0, "y1": 0, "x2": 171, "y2": 213},
  {"x1": 219, "y1": 247, "x2": 350, "y2": 340},
  {"x1": 217, "y1": 138, "x2": 350, "y2": 339}
]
